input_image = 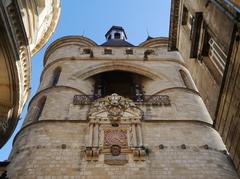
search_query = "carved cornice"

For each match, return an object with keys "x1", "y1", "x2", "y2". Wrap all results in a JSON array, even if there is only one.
[
  {"x1": 0, "y1": 0, "x2": 31, "y2": 147},
  {"x1": 7, "y1": 1, "x2": 31, "y2": 109}
]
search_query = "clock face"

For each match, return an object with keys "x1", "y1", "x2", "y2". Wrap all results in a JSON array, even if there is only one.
[{"x1": 104, "y1": 129, "x2": 127, "y2": 147}]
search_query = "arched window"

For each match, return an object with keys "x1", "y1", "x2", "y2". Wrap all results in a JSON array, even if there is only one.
[
  {"x1": 114, "y1": 32, "x2": 121, "y2": 39},
  {"x1": 33, "y1": 96, "x2": 46, "y2": 122},
  {"x1": 52, "y1": 67, "x2": 61, "y2": 86},
  {"x1": 179, "y1": 69, "x2": 194, "y2": 90}
]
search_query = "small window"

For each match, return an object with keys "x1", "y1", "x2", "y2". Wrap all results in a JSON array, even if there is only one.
[
  {"x1": 83, "y1": 48, "x2": 93, "y2": 57},
  {"x1": 189, "y1": 12, "x2": 203, "y2": 58},
  {"x1": 114, "y1": 33, "x2": 121, "y2": 39},
  {"x1": 112, "y1": 123, "x2": 119, "y2": 127},
  {"x1": 52, "y1": 67, "x2": 61, "y2": 86},
  {"x1": 126, "y1": 49, "x2": 133, "y2": 55},
  {"x1": 201, "y1": 28, "x2": 210, "y2": 56},
  {"x1": 182, "y1": 6, "x2": 188, "y2": 25},
  {"x1": 34, "y1": 96, "x2": 46, "y2": 122},
  {"x1": 182, "y1": 6, "x2": 193, "y2": 31},
  {"x1": 144, "y1": 49, "x2": 155, "y2": 60},
  {"x1": 104, "y1": 49, "x2": 112, "y2": 55},
  {"x1": 144, "y1": 49, "x2": 155, "y2": 56},
  {"x1": 83, "y1": 48, "x2": 91, "y2": 54},
  {"x1": 187, "y1": 14, "x2": 194, "y2": 31}
]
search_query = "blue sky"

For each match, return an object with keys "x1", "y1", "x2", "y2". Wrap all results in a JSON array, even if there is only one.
[{"x1": 0, "y1": 0, "x2": 171, "y2": 160}]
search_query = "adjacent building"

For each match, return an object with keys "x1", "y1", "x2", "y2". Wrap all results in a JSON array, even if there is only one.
[
  {"x1": 169, "y1": 0, "x2": 240, "y2": 174},
  {"x1": 0, "y1": 0, "x2": 60, "y2": 149}
]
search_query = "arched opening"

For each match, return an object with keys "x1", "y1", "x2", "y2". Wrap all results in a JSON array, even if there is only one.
[
  {"x1": 91, "y1": 71, "x2": 148, "y2": 101},
  {"x1": 114, "y1": 32, "x2": 121, "y2": 39},
  {"x1": 32, "y1": 96, "x2": 46, "y2": 122},
  {"x1": 51, "y1": 67, "x2": 61, "y2": 86}
]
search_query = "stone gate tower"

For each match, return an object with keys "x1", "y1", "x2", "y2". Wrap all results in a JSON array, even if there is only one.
[{"x1": 7, "y1": 26, "x2": 239, "y2": 178}]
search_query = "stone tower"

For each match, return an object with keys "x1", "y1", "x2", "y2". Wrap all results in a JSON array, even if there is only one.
[{"x1": 7, "y1": 26, "x2": 239, "y2": 178}]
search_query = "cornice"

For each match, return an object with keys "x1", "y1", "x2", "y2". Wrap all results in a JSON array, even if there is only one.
[{"x1": 7, "y1": 1, "x2": 31, "y2": 108}]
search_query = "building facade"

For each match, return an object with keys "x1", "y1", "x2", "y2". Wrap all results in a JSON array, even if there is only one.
[
  {"x1": 6, "y1": 26, "x2": 239, "y2": 178},
  {"x1": 0, "y1": 0, "x2": 60, "y2": 149},
  {"x1": 169, "y1": 0, "x2": 240, "y2": 174}
]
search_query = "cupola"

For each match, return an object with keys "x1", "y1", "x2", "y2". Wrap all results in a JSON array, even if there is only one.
[
  {"x1": 101, "y1": 26, "x2": 134, "y2": 47},
  {"x1": 105, "y1": 26, "x2": 127, "y2": 40}
]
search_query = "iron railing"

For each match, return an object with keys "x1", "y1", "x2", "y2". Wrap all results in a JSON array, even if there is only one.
[{"x1": 73, "y1": 95, "x2": 171, "y2": 106}]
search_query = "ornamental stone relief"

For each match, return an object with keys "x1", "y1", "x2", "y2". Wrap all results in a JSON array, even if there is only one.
[
  {"x1": 0, "y1": 107, "x2": 13, "y2": 133},
  {"x1": 88, "y1": 93, "x2": 143, "y2": 122},
  {"x1": 85, "y1": 94, "x2": 146, "y2": 164}
]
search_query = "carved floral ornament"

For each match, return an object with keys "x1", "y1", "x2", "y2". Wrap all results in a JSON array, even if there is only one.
[{"x1": 85, "y1": 94, "x2": 146, "y2": 163}]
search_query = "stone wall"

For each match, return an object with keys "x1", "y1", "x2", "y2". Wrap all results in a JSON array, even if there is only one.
[
  {"x1": 215, "y1": 26, "x2": 240, "y2": 174},
  {"x1": 7, "y1": 37, "x2": 239, "y2": 178},
  {"x1": 8, "y1": 121, "x2": 238, "y2": 179}
]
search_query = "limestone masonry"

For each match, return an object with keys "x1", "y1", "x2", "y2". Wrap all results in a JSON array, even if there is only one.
[{"x1": 7, "y1": 26, "x2": 239, "y2": 178}]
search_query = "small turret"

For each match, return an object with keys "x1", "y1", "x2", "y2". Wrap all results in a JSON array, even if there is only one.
[
  {"x1": 101, "y1": 26, "x2": 134, "y2": 47},
  {"x1": 105, "y1": 26, "x2": 127, "y2": 40}
]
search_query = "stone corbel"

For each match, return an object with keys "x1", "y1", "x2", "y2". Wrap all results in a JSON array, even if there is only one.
[
  {"x1": 85, "y1": 147, "x2": 99, "y2": 161},
  {"x1": 132, "y1": 147, "x2": 146, "y2": 161}
]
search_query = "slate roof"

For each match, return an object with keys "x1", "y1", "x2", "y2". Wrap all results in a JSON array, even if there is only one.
[{"x1": 101, "y1": 39, "x2": 134, "y2": 47}]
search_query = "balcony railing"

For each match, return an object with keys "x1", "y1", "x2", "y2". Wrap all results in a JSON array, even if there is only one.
[{"x1": 73, "y1": 95, "x2": 171, "y2": 106}]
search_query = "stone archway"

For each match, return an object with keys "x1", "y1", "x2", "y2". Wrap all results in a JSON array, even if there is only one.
[{"x1": 74, "y1": 62, "x2": 163, "y2": 80}]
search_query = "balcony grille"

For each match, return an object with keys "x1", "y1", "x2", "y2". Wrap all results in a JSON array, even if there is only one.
[{"x1": 73, "y1": 95, "x2": 171, "y2": 106}]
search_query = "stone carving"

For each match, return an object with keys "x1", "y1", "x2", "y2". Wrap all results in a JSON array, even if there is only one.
[
  {"x1": 0, "y1": 116, "x2": 9, "y2": 133},
  {"x1": 111, "y1": 145, "x2": 121, "y2": 156},
  {"x1": 133, "y1": 147, "x2": 146, "y2": 161},
  {"x1": 0, "y1": 107, "x2": 13, "y2": 133},
  {"x1": 104, "y1": 154, "x2": 128, "y2": 165},
  {"x1": 88, "y1": 93, "x2": 143, "y2": 122},
  {"x1": 85, "y1": 147, "x2": 99, "y2": 161},
  {"x1": 7, "y1": 2, "x2": 31, "y2": 94},
  {"x1": 85, "y1": 94, "x2": 146, "y2": 162},
  {"x1": 104, "y1": 129, "x2": 128, "y2": 147}
]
